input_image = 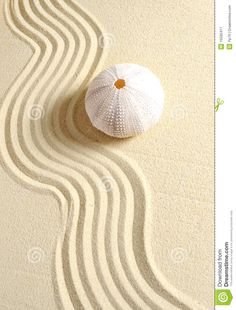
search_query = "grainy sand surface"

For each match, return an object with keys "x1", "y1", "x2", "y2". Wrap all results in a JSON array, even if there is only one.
[{"x1": 0, "y1": 0, "x2": 214, "y2": 309}]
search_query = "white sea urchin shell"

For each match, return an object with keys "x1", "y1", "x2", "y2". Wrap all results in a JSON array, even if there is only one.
[{"x1": 85, "y1": 63, "x2": 164, "y2": 138}]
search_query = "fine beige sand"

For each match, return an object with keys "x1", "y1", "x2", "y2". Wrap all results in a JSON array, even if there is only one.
[{"x1": 0, "y1": 0, "x2": 214, "y2": 309}]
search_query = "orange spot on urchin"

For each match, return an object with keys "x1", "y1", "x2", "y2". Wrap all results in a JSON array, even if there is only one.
[{"x1": 114, "y1": 79, "x2": 125, "y2": 89}]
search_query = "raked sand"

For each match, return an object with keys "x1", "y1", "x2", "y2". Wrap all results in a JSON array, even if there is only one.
[{"x1": 0, "y1": 0, "x2": 214, "y2": 309}]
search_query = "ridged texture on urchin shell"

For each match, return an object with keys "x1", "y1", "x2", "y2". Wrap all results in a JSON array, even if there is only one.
[{"x1": 85, "y1": 63, "x2": 164, "y2": 138}]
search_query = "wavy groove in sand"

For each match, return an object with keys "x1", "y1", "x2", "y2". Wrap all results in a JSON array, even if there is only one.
[{"x1": 0, "y1": 0, "x2": 208, "y2": 309}]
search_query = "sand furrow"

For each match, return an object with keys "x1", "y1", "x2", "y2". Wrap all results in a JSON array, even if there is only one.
[
  {"x1": 24, "y1": 0, "x2": 130, "y2": 308},
  {"x1": 21, "y1": 0, "x2": 153, "y2": 307},
  {"x1": 3, "y1": 1, "x2": 96, "y2": 309},
  {"x1": 1, "y1": 1, "x2": 74, "y2": 309},
  {"x1": 3, "y1": 0, "x2": 132, "y2": 309},
  {"x1": 16, "y1": 1, "x2": 104, "y2": 308},
  {"x1": 37, "y1": 1, "x2": 143, "y2": 308}
]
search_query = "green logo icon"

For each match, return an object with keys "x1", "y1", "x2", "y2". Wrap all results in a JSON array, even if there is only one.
[
  {"x1": 215, "y1": 98, "x2": 224, "y2": 112},
  {"x1": 215, "y1": 289, "x2": 233, "y2": 305},
  {"x1": 218, "y1": 44, "x2": 224, "y2": 50},
  {"x1": 227, "y1": 44, "x2": 233, "y2": 50}
]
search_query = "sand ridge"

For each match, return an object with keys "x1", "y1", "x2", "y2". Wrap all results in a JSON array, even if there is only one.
[{"x1": 0, "y1": 0, "x2": 210, "y2": 309}]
